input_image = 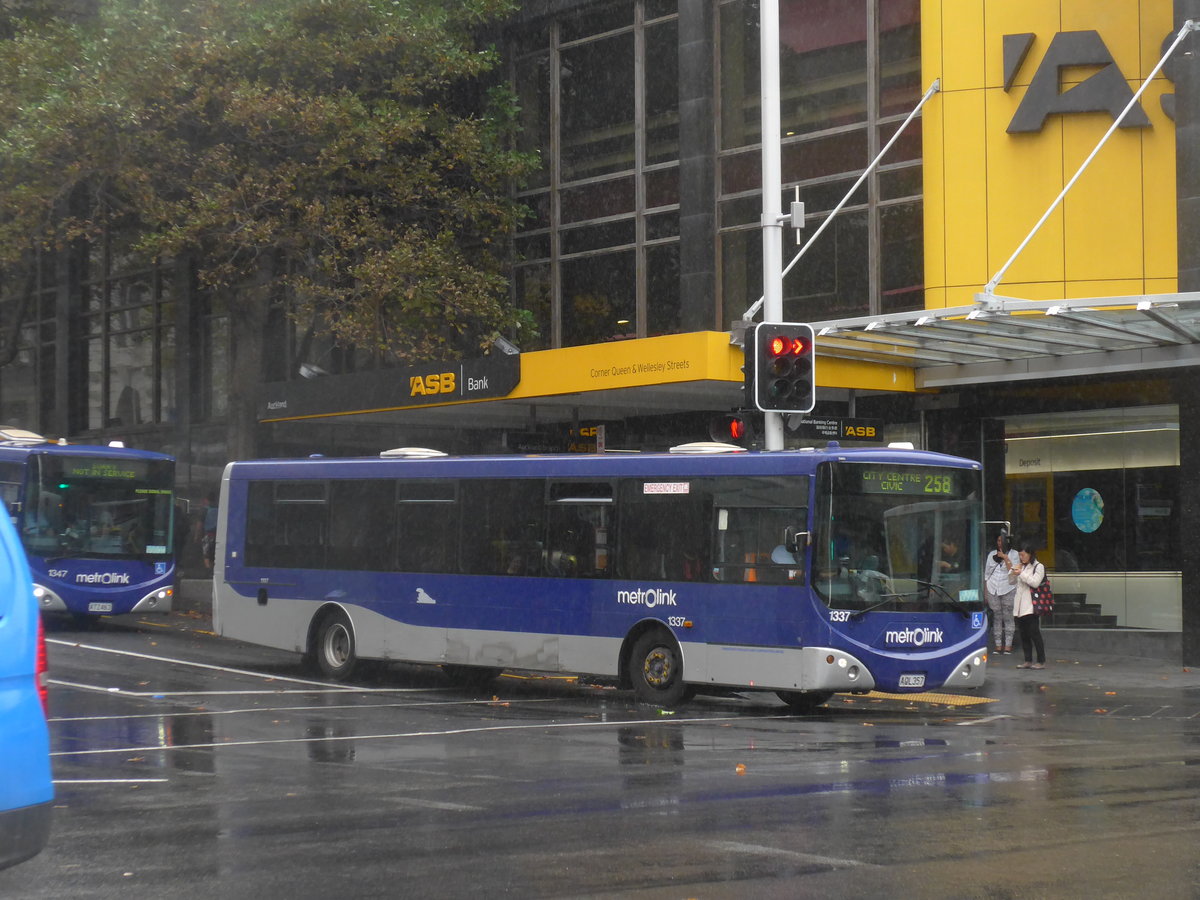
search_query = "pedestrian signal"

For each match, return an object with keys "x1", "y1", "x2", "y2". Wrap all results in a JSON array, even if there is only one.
[
  {"x1": 708, "y1": 412, "x2": 754, "y2": 446},
  {"x1": 751, "y1": 322, "x2": 815, "y2": 413}
]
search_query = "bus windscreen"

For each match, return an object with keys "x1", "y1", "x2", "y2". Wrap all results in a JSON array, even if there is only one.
[
  {"x1": 814, "y1": 461, "x2": 982, "y2": 611},
  {"x1": 22, "y1": 455, "x2": 174, "y2": 559}
]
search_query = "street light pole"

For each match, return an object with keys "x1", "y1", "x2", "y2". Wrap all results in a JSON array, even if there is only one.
[{"x1": 759, "y1": 0, "x2": 784, "y2": 450}]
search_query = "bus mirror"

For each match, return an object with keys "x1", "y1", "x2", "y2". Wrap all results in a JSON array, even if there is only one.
[{"x1": 784, "y1": 525, "x2": 809, "y2": 553}]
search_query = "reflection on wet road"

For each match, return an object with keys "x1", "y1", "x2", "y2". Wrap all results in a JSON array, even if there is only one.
[{"x1": 3, "y1": 621, "x2": 1199, "y2": 899}]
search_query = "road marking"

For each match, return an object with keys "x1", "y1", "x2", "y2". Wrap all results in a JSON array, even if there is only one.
[
  {"x1": 956, "y1": 714, "x2": 1014, "y2": 726},
  {"x1": 46, "y1": 638, "x2": 363, "y2": 689},
  {"x1": 54, "y1": 778, "x2": 169, "y2": 785},
  {"x1": 48, "y1": 697, "x2": 560, "y2": 722},
  {"x1": 705, "y1": 840, "x2": 875, "y2": 869},
  {"x1": 393, "y1": 797, "x2": 484, "y2": 812},
  {"x1": 47, "y1": 678, "x2": 447, "y2": 698},
  {"x1": 50, "y1": 714, "x2": 777, "y2": 757}
]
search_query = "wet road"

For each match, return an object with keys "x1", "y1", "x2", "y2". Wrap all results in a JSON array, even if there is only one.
[{"x1": 3, "y1": 611, "x2": 1200, "y2": 899}]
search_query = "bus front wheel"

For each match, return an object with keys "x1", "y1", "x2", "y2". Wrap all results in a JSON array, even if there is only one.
[
  {"x1": 776, "y1": 690, "x2": 833, "y2": 714},
  {"x1": 628, "y1": 631, "x2": 694, "y2": 708},
  {"x1": 313, "y1": 610, "x2": 358, "y2": 681}
]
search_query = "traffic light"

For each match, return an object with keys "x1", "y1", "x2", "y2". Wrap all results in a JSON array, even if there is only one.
[
  {"x1": 708, "y1": 411, "x2": 755, "y2": 446},
  {"x1": 751, "y1": 322, "x2": 816, "y2": 413}
]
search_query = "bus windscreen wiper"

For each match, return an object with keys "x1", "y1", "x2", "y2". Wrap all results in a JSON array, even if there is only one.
[
  {"x1": 848, "y1": 581, "x2": 970, "y2": 620},
  {"x1": 911, "y1": 579, "x2": 971, "y2": 618}
]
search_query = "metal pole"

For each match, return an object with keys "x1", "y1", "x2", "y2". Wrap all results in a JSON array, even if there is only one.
[
  {"x1": 983, "y1": 20, "x2": 1199, "y2": 297},
  {"x1": 743, "y1": 79, "x2": 940, "y2": 323},
  {"x1": 760, "y1": 0, "x2": 784, "y2": 450}
]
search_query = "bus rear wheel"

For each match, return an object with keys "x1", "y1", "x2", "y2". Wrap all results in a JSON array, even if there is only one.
[
  {"x1": 628, "y1": 631, "x2": 694, "y2": 708},
  {"x1": 313, "y1": 610, "x2": 358, "y2": 681},
  {"x1": 776, "y1": 690, "x2": 833, "y2": 714}
]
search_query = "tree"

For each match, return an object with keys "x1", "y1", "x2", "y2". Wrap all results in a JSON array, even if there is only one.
[{"x1": 0, "y1": 0, "x2": 535, "y2": 453}]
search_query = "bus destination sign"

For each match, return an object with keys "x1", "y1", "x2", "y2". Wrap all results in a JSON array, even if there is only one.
[{"x1": 857, "y1": 467, "x2": 959, "y2": 497}]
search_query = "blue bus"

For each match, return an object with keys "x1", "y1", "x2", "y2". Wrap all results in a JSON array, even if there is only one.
[
  {"x1": 0, "y1": 428, "x2": 177, "y2": 619},
  {"x1": 0, "y1": 487, "x2": 52, "y2": 869},
  {"x1": 214, "y1": 442, "x2": 988, "y2": 709}
]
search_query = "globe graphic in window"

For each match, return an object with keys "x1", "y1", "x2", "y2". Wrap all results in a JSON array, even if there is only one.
[{"x1": 1071, "y1": 487, "x2": 1104, "y2": 533}]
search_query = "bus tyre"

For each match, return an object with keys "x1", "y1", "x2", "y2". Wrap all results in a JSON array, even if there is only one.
[
  {"x1": 776, "y1": 690, "x2": 833, "y2": 714},
  {"x1": 314, "y1": 610, "x2": 358, "y2": 681},
  {"x1": 628, "y1": 631, "x2": 694, "y2": 708}
]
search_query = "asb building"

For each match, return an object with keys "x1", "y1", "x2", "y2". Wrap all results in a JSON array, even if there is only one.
[{"x1": 4, "y1": 0, "x2": 1200, "y2": 663}]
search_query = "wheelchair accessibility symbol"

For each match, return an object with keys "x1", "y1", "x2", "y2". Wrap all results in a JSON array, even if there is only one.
[{"x1": 971, "y1": 612, "x2": 985, "y2": 629}]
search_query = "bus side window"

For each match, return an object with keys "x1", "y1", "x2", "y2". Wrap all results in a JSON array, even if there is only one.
[
  {"x1": 616, "y1": 481, "x2": 710, "y2": 582},
  {"x1": 460, "y1": 479, "x2": 544, "y2": 576},
  {"x1": 714, "y1": 507, "x2": 803, "y2": 585},
  {"x1": 327, "y1": 480, "x2": 393, "y2": 571},
  {"x1": 545, "y1": 482, "x2": 613, "y2": 579}
]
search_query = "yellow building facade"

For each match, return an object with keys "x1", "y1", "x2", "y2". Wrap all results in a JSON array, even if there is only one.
[{"x1": 922, "y1": 0, "x2": 1178, "y2": 307}]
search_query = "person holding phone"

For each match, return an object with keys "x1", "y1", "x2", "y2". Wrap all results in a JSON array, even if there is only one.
[
  {"x1": 1012, "y1": 541, "x2": 1048, "y2": 669},
  {"x1": 983, "y1": 531, "x2": 1019, "y2": 655}
]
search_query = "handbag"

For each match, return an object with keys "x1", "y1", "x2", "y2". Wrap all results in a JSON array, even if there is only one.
[{"x1": 1031, "y1": 567, "x2": 1054, "y2": 616}]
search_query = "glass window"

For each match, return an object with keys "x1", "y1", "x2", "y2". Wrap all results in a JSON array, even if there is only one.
[
  {"x1": 781, "y1": 208, "x2": 869, "y2": 321},
  {"x1": 514, "y1": 264, "x2": 552, "y2": 351},
  {"x1": 22, "y1": 455, "x2": 175, "y2": 560},
  {"x1": 109, "y1": 332, "x2": 152, "y2": 427},
  {"x1": 459, "y1": 479, "x2": 546, "y2": 576},
  {"x1": 396, "y1": 480, "x2": 458, "y2": 573},
  {"x1": 1002, "y1": 406, "x2": 1181, "y2": 575},
  {"x1": 561, "y1": 251, "x2": 636, "y2": 346},
  {"x1": 878, "y1": 0, "x2": 921, "y2": 116},
  {"x1": 244, "y1": 480, "x2": 328, "y2": 569},
  {"x1": 561, "y1": 1, "x2": 633, "y2": 43},
  {"x1": 561, "y1": 32, "x2": 635, "y2": 181},
  {"x1": 646, "y1": 243, "x2": 681, "y2": 336},
  {"x1": 561, "y1": 178, "x2": 636, "y2": 224},
  {"x1": 617, "y1": 479, "x2": 711, "y2": 581},
  {"x1": 561, "y1": 220, "x2": 636, "y2": 255},
  {"x1": 327, "y1": 480, "x2": 394, "y2": 571},
  {"x1": 514, "y1": 52, "x2": 551, "y2": 190},
  {"x1": 545, "y1": 482, "x2": 613, "y2": 578},
  {"x1": 645, "y1": 20, "x2": 679, "y2": 165},
  {"x1": 814, "y1": 461, "x2": 982, "y2": 610},
  {"x1": 880, "y1": 201, "x2": 923, "y2": 314}
]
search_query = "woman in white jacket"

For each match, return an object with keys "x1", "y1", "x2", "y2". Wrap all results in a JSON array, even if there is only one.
[
  {"x1": 1012, "y1": 540, "x2": 1047, "y2": 669},
  {"x1": 983, "y1": 532, "x2": 1019, "y2": 655}
]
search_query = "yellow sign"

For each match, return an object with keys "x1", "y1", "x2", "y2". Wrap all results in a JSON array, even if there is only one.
[
  {"x1": 922, "y1": 0, "x2": 1176, "y2": 309},
  {"x1": 409, "y1": 372, "x2": 456, "y2": 396}
]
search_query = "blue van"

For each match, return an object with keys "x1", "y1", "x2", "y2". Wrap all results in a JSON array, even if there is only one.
[{"x1": 0, "y1": 506, "x2": 52, "y2": 869}]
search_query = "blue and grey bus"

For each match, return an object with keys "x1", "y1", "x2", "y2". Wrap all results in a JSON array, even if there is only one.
[
  {"x1": 0, "y1": 428, "x2": 177, "y2": 619},
  {"x1": 214, "y1": 442, "x2": 988, "y2": 709}
]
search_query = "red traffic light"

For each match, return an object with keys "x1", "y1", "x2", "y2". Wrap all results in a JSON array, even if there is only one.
[{"x1": 750, "y1": 322, "x2": 816, "y2": 413}]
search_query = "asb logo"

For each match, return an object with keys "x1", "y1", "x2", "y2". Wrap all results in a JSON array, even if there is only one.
[
  {"x1": 409, "y1": 372, "x2": 456, "y2": 396},
  {"x1": 1003, "y1": 30, "x2": 1177, "y2": 133}
]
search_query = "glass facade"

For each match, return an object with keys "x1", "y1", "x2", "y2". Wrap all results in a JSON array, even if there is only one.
[
  {"x1": 718, "y1": 0, "x2": 923, "y2": 323},
  {"x1": 1001, "y1": 406, "x2": 1182, "y2": 630},
  {"x1": 511, "y1": 0, "x2": 923, "y2": 349},
  {"x1": 512, "y1": 1, "x2": 680, "y2": 349}
]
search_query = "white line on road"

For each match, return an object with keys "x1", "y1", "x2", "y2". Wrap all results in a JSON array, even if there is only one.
[
  {"x1": 955, "y1": 714, "x2": 1014, "y2": 726},
  {"x1": 50, "y1": 714, "x2": 781, "y2": 758},
  {"x1": 46, "y1": 678, "x2": 441, "y2": 698},
  {"x1": 48, "y1": 697, "x2": 560, "y2": 723},
  {"x1": 705, "y1": 840, "x2": 876, "y2": 869},
  {"x1": 46, "y1": 638, "x2": 366, "y2": 689},
  {"x1": 53, "y1": 779, "x2": 170, "y2": 785}
]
